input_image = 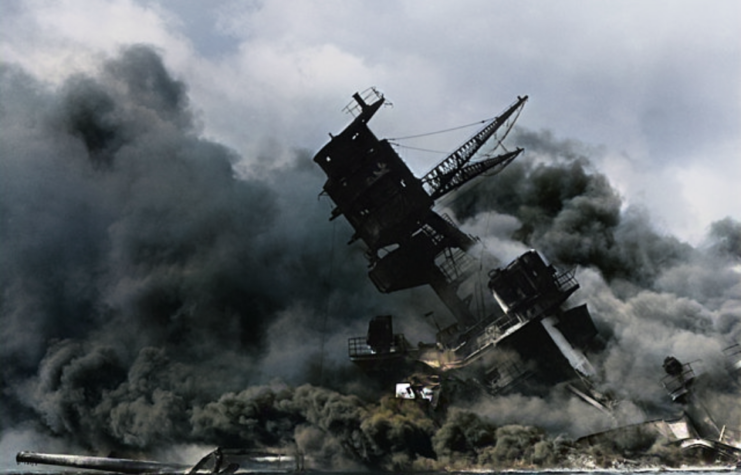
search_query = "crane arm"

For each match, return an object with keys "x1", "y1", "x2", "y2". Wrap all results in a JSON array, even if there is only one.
[
  {"x1": 428, "y1": 148, "x2": 522, "y2": 200},
  {"x1": 422, "y1": 96, "x2": 527, "y2": 198}
]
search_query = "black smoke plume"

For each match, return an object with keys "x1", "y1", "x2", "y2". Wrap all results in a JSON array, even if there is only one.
[
  {"x1": 0, "y1": 44, "x2": 382, "y2": 456},
  {"x1": 1, "y1": 45, "x2": 739, "y2": 470}
]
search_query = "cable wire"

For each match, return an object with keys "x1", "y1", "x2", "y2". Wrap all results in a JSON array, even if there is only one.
[{"x1": 388, "y1": 119, "x2": 490, "y2": 141}]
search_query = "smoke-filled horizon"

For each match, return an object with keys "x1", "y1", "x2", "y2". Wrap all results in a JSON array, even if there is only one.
[{"x1": 1, "y1": 46, "x2": 739, "y2": 470}]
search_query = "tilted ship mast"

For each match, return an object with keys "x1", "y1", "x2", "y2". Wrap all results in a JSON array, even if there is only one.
[{"x1": 314, "y1": 89, "x2": 527, "y2": 330}]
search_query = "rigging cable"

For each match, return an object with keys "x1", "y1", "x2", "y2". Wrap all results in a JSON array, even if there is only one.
[
  {"x1": 388, "y1": 119, "x2": 490, "y2": 141},
  {"x1": 388, "y1": 142, "x2": 448, "y2": 154},
  {"x1": 432, "y1": 110, "x2": 526, "y2": 211}
]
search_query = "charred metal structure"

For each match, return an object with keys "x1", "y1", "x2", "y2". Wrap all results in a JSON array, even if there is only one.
[
  {"x1": 313, "y1": 89, "x2": 606, "y2": 407},
  {"x1": 313, "y1": 89, "x2": 525, "y2": 328},
  {"x1": 311, "y1": 89, "x2": 741, "y2": 464}
]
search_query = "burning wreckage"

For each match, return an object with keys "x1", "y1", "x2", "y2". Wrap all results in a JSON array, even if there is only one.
[
  {"x1": 15, "y1": 89, "x2": 741, "y2": 472},
  {"x1": 311, "y1": 88, "x2": 741, "y2": 465}
]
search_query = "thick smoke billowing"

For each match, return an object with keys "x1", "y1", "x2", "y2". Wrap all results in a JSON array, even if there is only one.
[
  {"x1": 0, "y1": 44, "x2": 389, "y2": 458},
  {"x1": 451, "y1": 128, "x2": 741, "y2": 454},
  {"x1": 453, "y1": 129, "x2": 694, "y2": 288},
  {"x1": 1, "y1": 46, "x2": 739, "y2": 470}
]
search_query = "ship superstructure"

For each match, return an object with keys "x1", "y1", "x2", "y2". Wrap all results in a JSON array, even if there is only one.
[
  {"x1": 313, "y1": 89, "x2": 606, "y2": 407},
  {"x1": 314, "y1": 89, "x2": 525, "y2": 328}
]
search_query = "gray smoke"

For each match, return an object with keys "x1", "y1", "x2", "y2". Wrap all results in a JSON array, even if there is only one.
[
  {"x1": 450, "y1": 127, "x2": 741, "y2": 451},
  {"x1": 452, "y1": 129, "x2": 695, "y2": 288},
  {"x1": 0, "y1": 45, "x2": 396, "y2": 456},
  {"x1": 1, "y1": 45, "x2": 739, "y2": 470}
]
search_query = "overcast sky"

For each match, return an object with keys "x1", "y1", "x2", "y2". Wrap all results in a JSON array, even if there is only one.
[{"x1": 2, "y1": 0, "x2": 739, "y2": 243}]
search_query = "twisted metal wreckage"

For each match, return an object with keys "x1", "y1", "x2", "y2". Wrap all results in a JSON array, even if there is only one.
[{"x1": 16, "y1": 89, "x2": 741, "y2": 472}]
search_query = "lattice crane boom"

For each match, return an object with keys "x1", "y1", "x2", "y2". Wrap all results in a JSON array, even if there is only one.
[
  {"x1": 422, "y1": 95, "x2": 528, "y2": 199},
  {"x1": 428, "y1": 148, "x2": 523, "y2": 200}
]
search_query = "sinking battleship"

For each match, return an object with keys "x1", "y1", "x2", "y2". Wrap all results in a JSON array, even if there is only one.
[
  {"x1": 313, "y1": 88, "x2": 604, "y2": 407},
  {"x1": 312, "y1": 88, "x2": 741, "y2": 464}
]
